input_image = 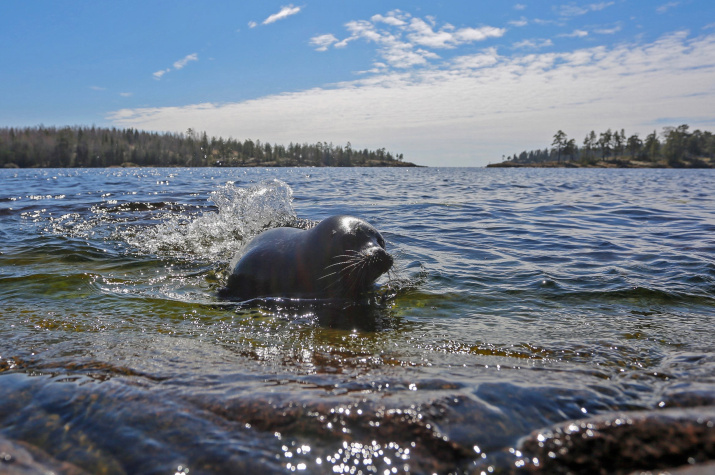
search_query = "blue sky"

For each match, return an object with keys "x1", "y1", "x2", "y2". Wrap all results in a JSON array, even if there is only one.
[{"x1": 2, "y1": 1, "x2": 714, "y2": 166}]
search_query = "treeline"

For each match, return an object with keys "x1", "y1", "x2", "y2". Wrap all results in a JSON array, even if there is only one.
[
  {"x1": 500, "y1": 125, "x2": 715, "y2": 168},
  {"x1": 0, "y1": 126, "x2": 414, "y2": 168}
]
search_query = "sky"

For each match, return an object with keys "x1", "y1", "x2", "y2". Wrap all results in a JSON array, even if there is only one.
[{"x1": 1, "y1": 1, "x2": 714, "y2": 167}]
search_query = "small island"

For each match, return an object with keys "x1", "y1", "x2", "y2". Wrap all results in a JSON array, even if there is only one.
[
  {"x1": 489, "y1": 125, "x2": 715, "y2": 168},
  {"x1": 0, "y1": 126, "x2": 419, "y2": 168}
]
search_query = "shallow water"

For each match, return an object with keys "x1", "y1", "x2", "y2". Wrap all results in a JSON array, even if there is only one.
[{"x1": 1, "y1": 167, "x2": 714, "y2": 473}]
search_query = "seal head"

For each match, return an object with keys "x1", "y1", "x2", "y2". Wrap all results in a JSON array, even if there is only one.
[{"x1": 220, "y1": 215, "x2": 393, "y2": 300}]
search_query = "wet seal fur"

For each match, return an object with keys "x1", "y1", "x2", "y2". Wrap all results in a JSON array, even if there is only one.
[{"x1": 219, "y1": 215, "x2": 393, "y2": 300}]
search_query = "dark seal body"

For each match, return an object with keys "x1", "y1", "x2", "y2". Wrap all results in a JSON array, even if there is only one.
[{"x1": 220, "y1": 215, "x2": 393, "y2": 300}]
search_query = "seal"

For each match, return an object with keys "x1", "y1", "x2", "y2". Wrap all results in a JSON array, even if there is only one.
[{"x1": 219, "y1": 215, "x2": 393, "y2": 300}]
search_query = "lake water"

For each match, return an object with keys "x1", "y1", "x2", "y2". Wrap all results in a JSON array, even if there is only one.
[{"x1": 1, "y1": 167, "x2": 714, "y2": 474}]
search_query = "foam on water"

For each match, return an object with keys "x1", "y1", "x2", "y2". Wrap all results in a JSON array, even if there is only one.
[{"x1": 121, "y1": 179, "x2": 298, "y2": 262}]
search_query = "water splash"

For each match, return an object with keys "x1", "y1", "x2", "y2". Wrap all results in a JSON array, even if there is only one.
[{"x1": 121, "y1": 179, "x2": 298, "y2": 262}]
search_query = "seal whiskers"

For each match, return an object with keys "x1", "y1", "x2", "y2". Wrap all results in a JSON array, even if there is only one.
[{"x1": 319, "y1": 252, "x2": 373, "y2": 293}]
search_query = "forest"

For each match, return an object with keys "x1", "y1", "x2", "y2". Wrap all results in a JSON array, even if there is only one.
[
  {"x1": 0, "y1": 126, "x2": 415, "y2": 168},
  {"x1": 493, "y1": 125, "x2": 715, "y2": 168}
]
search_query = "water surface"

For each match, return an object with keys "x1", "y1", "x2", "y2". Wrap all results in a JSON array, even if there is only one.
[{"x1": 1, "y1": 167, "x2": 714, "y2": 473}]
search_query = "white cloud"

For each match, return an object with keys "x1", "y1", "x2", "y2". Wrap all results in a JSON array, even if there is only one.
[
  {"x1": 354, "y1": 62, "x2": 389, "y2": 75},
  {"x1": 314, "y1": 11, "x2": 505, "y2": 68},
  {"x1": 371, "y1": 11, "x2": 408, "y2": 27},
  {"x1": 263, "y1": 5, "x2": 301, "y2": 25},
  {"x1": 560, "y1": 29, "x2": 589, "y2": 38},
  {"x1": 90, "y1": 86, "x2": 106, "y2": 91},
  {"x1": 326, "y1": 19, "x2": 428, "y2": 68},
  {"x1": 248, "y1": 21, "x2": 258, "y2": 29},
  {"x1": 153, "y1": 54, "x2": 198, "y2": 80},
  {"x1": 557, "y1": 2, "x2": 615, "y2": 17},
  {"x1": 344, "y1": 20, "x2": 386, "y2": 44},
  {"x1": 173, "y1": 53, "x2": 198, "y2": 70},
  {"x1": 378, "y1": 40, "x2": 435, "y2": 68},
  {"x1": 513, "y1": 38, "x2": 554, "y2": 49},
  {"x1": 407, "y1": 18, "x2": 457, "y2": 48},
  {"x1": 334, "y1": 37, "x2": 354, "y2": 49},
  {"x1": 558, "y1": 5, "x2": 589, "y2": 17},
  {"x1": 594, "y1": 25, "x2": 622, "y2": 35},
  {"x1": 533, "y1": 18, "x2": 558, "y2": 26},
  {"x1": 514, "y1": 4, "x2": 527, "y2": 10},
  {"x1": 656, "y1": 2, "x2": 680, "y2": 14},
  {"x1": 310, "y1": 34, "x2": 339, "y2": 52},
  {"x1": 119, "y1": 92, "x2": 133, "y2": 97},
  {"x1": 406, "y1": 18, "x2": 505, "y2": 49},
  {"x1": 452, "y1": 48, "x2": 500, "y2": 69},
  {"x1": 153, "y1": 69, "x2": 170, "y2": 80},
  {"x1": 590, "y1": 2, "x2": 615, "y2": 11},
  {"x1": 509, "y1": 18, "x2": 528, "y2": 27},
  {"x1": 114, "y1": 32, "x2": 715, "y2": 167},
  {"x1": 455, "y1": 26, "x2": 507, "y2": 43}
]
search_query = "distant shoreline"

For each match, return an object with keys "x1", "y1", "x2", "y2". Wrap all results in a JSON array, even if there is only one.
[
  {"x1": 0, "y1": 126, "x2": 420, "y2": 169},
  {"x1": 495, "y1": 125, "x2": 715, "y2": 169},
  {"x1": 487, "y1": 157, "x2": 715, "y2": 169},
  {"x1": 2, "y1": 162, "x2": 424, "y2": 169}
]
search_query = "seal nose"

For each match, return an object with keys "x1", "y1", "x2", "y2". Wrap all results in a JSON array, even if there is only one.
[{"x1": 375, "y1": 247, "x2": 393, "y2": 273}]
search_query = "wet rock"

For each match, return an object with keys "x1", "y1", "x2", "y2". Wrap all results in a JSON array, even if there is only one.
[
  {"x1": 662, "y1": 386, "x2": 715, "y2": 409},
  {"x1": 0, "y1": 434, "x2": 88, "y2": 475},
  {"x1": 517, "y1": 407, "x2": 715, "y2": 474},
  {"x1": 663, "y1": 461, "x2": 715, "y2": 474},
  {"x1": 197, "y1": 393, "x2": 473, "y2": 474}
]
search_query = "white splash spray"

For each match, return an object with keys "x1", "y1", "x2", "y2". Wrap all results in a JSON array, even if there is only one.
[{"x1": 122, "y1": 179, "x2": 297, "y2": 262}]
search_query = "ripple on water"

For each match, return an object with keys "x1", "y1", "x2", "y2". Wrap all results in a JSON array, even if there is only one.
[{"x1": 1, "y1": 167, "x2": 714, "y2": 473}]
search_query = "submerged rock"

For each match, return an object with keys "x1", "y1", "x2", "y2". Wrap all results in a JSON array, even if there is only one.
[
  {"x1": 0, "y1": 434, "x2": 88, "y2": 475},
  {"x1": 517, "y1": 407, "x2": 715, "y2": 474}
]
